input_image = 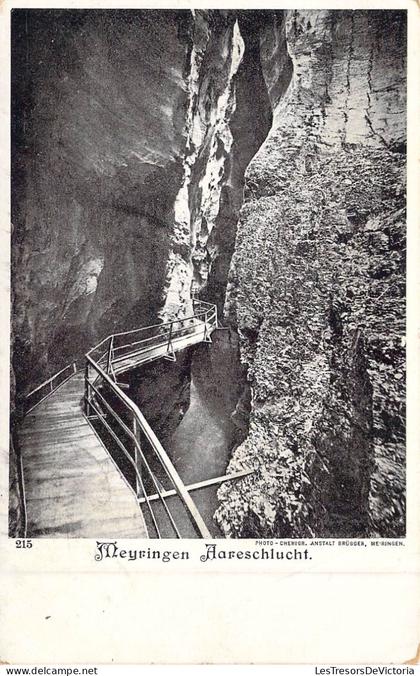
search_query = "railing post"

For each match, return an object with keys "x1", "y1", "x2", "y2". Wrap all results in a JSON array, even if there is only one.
[
  {"x1": 164, "y1": 322, "x2": 176, "y2": 361},
  {"x1": 203, "y1": 310, "x2": 212, "y2": 343},
  {"x1": 167, "y1": 322, "x2": 173, "y2": 351},
  {"x1": 84, "y1": 361, "x2": 91, "y2": 417},
  {"x1": 106, "y1": 336, "x2": 114, "y2": 375},
  {"x1": 132, "y1": 416, "x2": 142, "y2": 499}
]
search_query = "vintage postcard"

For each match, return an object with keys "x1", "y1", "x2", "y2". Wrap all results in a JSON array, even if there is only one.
[{"x1": 1, "y1": 0, "x2": 419, "y2": 666}]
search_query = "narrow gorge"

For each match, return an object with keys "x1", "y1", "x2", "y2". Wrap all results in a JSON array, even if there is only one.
[{"x1": 11, "y1": 9, "x2": 406, "y2": 538}]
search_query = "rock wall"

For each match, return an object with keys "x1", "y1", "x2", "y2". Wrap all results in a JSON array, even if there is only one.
[
  {"x1": 161, "y1": 11, "x2": 274, "y2": 320},
  {"x1": 216, "y1": 10, "x2": 406, "y2": 538},
  {"x1": 12, "y1": 9, "x2": 272, "y2": 391},
  {"x1": 12, "y1": 9, "x2": 191, "y2": 392},
  {"x1": 203, "y1": 11, "x2": 274, "y2": 313}
]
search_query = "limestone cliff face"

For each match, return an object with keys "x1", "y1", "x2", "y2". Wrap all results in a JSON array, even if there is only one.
[{"x1": 216, "y1": 10, "x2": 406, "y2": 538}]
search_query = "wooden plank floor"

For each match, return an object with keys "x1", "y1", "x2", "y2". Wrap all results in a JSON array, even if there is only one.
[
  {"x1": 112, "y1": 322, "x2": 208, "y2": 376},
  {"x1": 17, "y1": 372, "x2": 148, "y2": 538}
]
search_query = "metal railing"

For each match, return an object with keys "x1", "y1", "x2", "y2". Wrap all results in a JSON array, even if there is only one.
[
  {"x1": 84, "y1": 356, "x2": 211, "y2": 538},
  {"x1": 84, "y1": 299, "x2": 218, "y2": 538},
  {"x1": 24, "y1": 361, "x2": 78, "y2": 414},
  {"x1": 87, "y1": 299, "x2": 218, "y2": 378},
  {"x1": 20, "y1": 300, "x2": 219, "y2": 538}
]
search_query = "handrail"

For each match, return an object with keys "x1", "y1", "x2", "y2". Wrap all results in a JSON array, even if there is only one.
[
  {"x1": 111, "y1": 309, "x2": 208, "y2": 339},
  {"x1": 26, "y1": 363, "x2": 75, "y2": 398},
  {"x1": 86, "y1": 371, "x2": 176, "y2": 537},
  {"x1": 21, "y1": 299, "x2": 217, "y2": 537},
  {"x1": 111, "y1": 321, "x2": 213, "y2": 362},
  {"x1": 86, "y1": 354, "x2": 211, "y2": 538},
  {"x1": 86, "y1": 299, "x2": 214, "y2": 357},
  {"x1": 24, "y1": 361, "x2": 78, "y2": 414}
]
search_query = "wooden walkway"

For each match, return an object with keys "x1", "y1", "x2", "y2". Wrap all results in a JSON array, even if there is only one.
[
  {"x1": 17, "y1": 372, "x2": 148, "y2": 538},
  {"x1": 17, "y1": 299, "x2": 218, "y2": 539}
]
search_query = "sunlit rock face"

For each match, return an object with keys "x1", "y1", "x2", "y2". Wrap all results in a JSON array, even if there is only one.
[
  {"x1": 204, "y1": 11, "x2": 275, "y2": 313},
  {"x1": 216, "y1": 10, "x2": 406, "y2": 538},
  {"x1": 161, "y1": 10, "x2": 240, "y2": 319},
  {"x1": 161, "y1": 11, "x2": 274, "y2": 321}
]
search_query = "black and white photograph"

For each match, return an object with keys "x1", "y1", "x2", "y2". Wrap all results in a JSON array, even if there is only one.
[{"x1": 10, "y1": 7, "x2": 407, "y2": 541}]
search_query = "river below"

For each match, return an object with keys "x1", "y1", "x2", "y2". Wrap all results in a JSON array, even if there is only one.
[{"x1": 165, "y1": 335, "x2": 240, "y2": 537}]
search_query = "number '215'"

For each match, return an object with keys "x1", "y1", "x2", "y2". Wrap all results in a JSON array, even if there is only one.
[{"x1": 15, "y1": 539, "x2": 32, "y2": 548}]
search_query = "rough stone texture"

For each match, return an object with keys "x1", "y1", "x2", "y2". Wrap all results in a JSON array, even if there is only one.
[
  {"x1": 202, "y1": 11, "x2": 274, "y2": 314},
  {"x1": 216, "y1": 10, "x2": 406, "y2": 538},
  {"x1": 162, "y1": 11, "x2": 277, "y2": 321}
]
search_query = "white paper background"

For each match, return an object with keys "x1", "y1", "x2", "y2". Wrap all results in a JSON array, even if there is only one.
[{"x1": 0, "y1": 0, "x2": 419, "y2": 665}]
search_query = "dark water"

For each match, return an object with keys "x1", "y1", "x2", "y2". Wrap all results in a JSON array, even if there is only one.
[{"x1": 166, "y1": 339, "x2": 239, "y2": 537}]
